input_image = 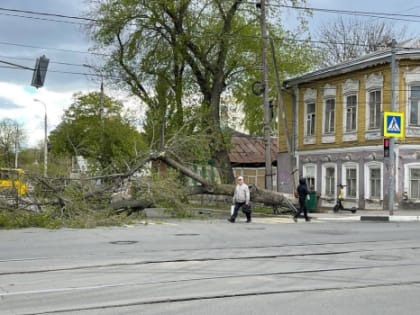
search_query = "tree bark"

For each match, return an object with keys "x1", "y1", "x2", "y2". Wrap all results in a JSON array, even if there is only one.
[{"x1": 37, "y1": 151, "x2": 296, "y2": 214}]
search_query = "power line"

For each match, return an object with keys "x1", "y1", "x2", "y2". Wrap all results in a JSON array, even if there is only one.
[
  {"x1": 0, "y1": 41, "x2": 108, "y2": 57},
  {"x1": 0, "y1": 4, "x2": 418, "y2": 52},
  {"x1": 0, "y1": 54, "x2": 90, "y2": 67},
  {"x1": 0, "y1": 7, "x2": 95, "y2": 22},
  {"x1": 0, "y1": 12, "x2": 89, "y2": 25},
  {"x1": 267, "y1": 2, "x2": 420, "y2": 22}
]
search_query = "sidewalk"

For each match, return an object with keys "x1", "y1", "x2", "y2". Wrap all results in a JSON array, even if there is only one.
[{"x1": 309, "y1": 209, "x2": 420, "y2": 222}]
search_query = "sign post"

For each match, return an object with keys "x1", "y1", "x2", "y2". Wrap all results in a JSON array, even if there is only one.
[{"x1": 383, "y1": 111, "x2": 404, "y2": 215}]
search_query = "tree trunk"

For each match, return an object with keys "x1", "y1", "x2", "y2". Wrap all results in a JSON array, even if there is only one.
[{"x1": 107, "y1": 152, "x2": 297, "y2": 212}]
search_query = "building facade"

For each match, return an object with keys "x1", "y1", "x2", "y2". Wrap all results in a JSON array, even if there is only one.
[{"x1": 278, "y1": 49, "x2": 420, "y2": 210}]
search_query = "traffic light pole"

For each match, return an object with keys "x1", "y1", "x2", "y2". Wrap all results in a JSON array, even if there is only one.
[{"x1": 388, "y1": 39, "x2": 397, "y2": 215}]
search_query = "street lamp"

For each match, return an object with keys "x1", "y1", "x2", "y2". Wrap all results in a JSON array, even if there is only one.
[{"x1": 33, "y1": 98, "x2": 48, "y2": 177}]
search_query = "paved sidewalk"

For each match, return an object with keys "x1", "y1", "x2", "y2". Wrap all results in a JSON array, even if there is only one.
[{"x1": 309, "y1": 209, "x2": 420, "y2": 222}]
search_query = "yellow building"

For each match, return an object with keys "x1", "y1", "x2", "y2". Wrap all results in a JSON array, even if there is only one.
[{"x1": 280, "y1": 49, "x2": 420, "y2": 210}]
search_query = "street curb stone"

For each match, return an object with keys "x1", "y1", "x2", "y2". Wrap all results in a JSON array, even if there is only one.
[{"x1": 318, "y1": 215, "x2": 420, "y2": 222}]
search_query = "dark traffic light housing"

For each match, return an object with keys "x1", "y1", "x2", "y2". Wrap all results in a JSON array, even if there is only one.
[
  {"x1": 31, "y1": 55, "x2": 49, "y2": 89},
  {"x1": 384, "y1": 138, "x2": 390, "y2": 157}
]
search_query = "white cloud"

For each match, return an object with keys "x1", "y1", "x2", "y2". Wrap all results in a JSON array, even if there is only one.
[{"x1": 0, "y1": 82, "x2": 74, "y2": 147}]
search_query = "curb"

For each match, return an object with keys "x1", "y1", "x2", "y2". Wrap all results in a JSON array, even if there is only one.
[
  {"x1": 361, "y1": 215, "x2": 420, "y2": 222},
  {"x1": 319, "y1": 215, "x2": 420, "y2": 222}
]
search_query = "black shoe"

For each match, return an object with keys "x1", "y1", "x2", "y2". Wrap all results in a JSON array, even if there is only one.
[
  {"x1": 227, "y1": 218, "x2": 235, "y2": 223},
  {"x1": 293, "y1": 216, "x2": 298, "y2": 222},
  {"x1": 305, "y1": 218, "x2": 311, "y2": 222},
  {"x1": 246, "y1": 219, "x2": 251, "y2": 223}
]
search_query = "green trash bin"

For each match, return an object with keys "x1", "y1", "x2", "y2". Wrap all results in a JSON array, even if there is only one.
[{"x1": 306, "y1": 191, "x2": 318, "y2": 212}]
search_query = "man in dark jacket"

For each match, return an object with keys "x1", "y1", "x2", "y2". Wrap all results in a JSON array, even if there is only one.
[{"x1": 294, "y1": 178, "x2": 310, "y2": 222}]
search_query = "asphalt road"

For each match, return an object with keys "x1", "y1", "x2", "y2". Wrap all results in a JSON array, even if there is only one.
[{"x1": 1, "y1": 218, "x2": 420, "y2": 314}]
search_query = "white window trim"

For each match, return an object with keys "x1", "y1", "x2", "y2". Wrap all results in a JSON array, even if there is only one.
[
  {"x1": 403, "y1": 68, "x2": 420, "y2": 137},
  {"x1": 403, "y1": 163, "x2": 420, "y2": 200},
  {"x1": 342, "y1": 162, "x2": 359, "y2": 199},
  {"x1": 302, "y1": 163, "x2": 317, "y2": 191},
  {"x1": 323, "y1": 98, "x2": 335, "y2": 134},
  {"x1": 342, "y1": 79, "x2": 359, "y2": 137},
  {"x1": 322, "y1": 84, "x2": 336, "y2": 142},
  {"x1": 407, "y1": 83, "x2": 420, "y2": 127},
  {"x1": 303, "y1": 88, "x2": 317, "y2": 142},
  {"x1": 305, "y1": 102, "x2": 316, "y2": 136},
  {"x1": 364, "y1": 161, "x2": 383, "y2": 200},
  {"x1": 366, "y1": 89, "x2": 382, "y2": 130},
  {"x1": 365, "y1": 73, "x2": 383, "y2": 133},
  {"x1": 321, "y1": 163, "x2": 337, "y2": 197}
]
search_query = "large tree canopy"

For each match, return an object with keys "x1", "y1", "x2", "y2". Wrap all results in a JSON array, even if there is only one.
[
  {"x1": 49, "y1": 92, "x2": 146, "y2": 173},
  {"x1": 86, "y1": 0, "x2": 319, "y2": 183}
]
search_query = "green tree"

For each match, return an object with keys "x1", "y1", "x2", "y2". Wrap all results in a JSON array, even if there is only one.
[
  {"x1": 87, "y1": 0, "x2": 318, "y2": 182},
  {"x1": 49, "y1": 92, "x2": 146, "y2": 173},
  {"x1": 0, "y1": 118, "x2": 25, "y2": 168}
]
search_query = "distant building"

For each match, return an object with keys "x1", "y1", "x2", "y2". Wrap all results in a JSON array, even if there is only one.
[{"x1": 229, "y1": 130, "x2": 277, "y2": 189}]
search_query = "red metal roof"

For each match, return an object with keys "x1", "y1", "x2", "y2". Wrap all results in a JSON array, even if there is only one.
[{"x1": 228, "y1": 130, "x2": 278, "y2": 164}]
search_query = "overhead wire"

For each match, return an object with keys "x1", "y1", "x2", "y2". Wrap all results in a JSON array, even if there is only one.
[
  {"x1": 0, "y1": 4, "x2": 419, "y2": 86},
  {"x1": 0, "y1": 3, "x2": 418, "y2": 62}
]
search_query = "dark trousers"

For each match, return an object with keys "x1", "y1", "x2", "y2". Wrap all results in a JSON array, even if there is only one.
[
  {"x1": 333, "y1": 199, "x2": 344, "y2": 212},
  {"x1": 295, "y1": 199, "x2": 309, "y2": 220},
  {"x1": 231, "y1": 202, "x2": 251, "y2": 221}
]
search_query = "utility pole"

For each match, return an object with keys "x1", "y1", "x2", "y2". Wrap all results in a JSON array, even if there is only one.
[
  {"x1": 388, "y1": 39, "x2": 397, "y2": 215},
  {"x1": 259, "y1": 0, "x2": 273, "y2": 191},
  {"x1": 270, "y1": 38, "x2": 296, "y2": 191}
]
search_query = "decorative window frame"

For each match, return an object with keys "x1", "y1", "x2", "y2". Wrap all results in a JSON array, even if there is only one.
[
  {"x1": 365, "y1": 73, "x2": 383, "y2": 140},
  {"x1": 341, "y1": 162, "x2": 359, "y2": 199},
  {"x1": 321, "y1": 163, "x2": 337, "y2": 197},
  {"x1": 364, "y1": 161, "x2": 383, "y2": 200},
  {"x1": 403, "y1": 67, "x2": 420, "y2": 137},
  {"x1": 302, "y1": 163, "x2": 317, "y2": 191},
  {"x1": 403, "y1": 163, "x2": 420, "y2": 200},
  {"x1": 303, "y1": 88, "x2": 317, "y2": 144},
  {"x1": 342, "y1": 79, "x2": 359, "y2": 141},
  {"x1": 322, "y1": 84, "x2": 336, "y2": 143}
]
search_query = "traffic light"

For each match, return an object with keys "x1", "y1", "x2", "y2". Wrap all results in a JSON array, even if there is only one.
[
  {"x1": 384, "y1": 138, "x2": 390, "y2": 158},
  {"x1": 31, "y1": 55, "x2": 49, "y2": 88}
]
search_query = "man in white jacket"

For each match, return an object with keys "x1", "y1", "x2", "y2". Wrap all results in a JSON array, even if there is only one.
[{"x1": 228, "y1": 176, "x2": 251, "y2": 223}]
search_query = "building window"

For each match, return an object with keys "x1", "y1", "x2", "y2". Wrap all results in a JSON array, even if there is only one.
[
  {"x1": 325, "y1": 167, "x2": 335, "y2": 196},
  {"x1": 324, "y1": 98, "x2": 335, "y2": 134},
  {"x1": 368, "y1": 90, "x2": 381, "y2": 130},
  {"x1": 370, "y1": 168, "x2": 381, "y2": 198},
  {"x1": 346, "y1": 168, "x2": 357, "y2": 197},
  {"x1": 306, "y1": 102, "x2": 316, "y2": 136},
  {"x1": 365, "y1": 162, "x2": 383, "y2": 200},
  {"x1": 409, "y1": 85, "x2": 420, "y2": 126},
  {"x1": 410, "y1": 168, "x2": 420, "y2": 199},
  {"x1": 343, "y1": 163, "x2": 358, "y2": 199},
  {"x1": 345, "y1": 94, "x2": 357, "y2": 132},
  {"x1": 303, "y1": 164, "x2": 316, "y2": 191}
]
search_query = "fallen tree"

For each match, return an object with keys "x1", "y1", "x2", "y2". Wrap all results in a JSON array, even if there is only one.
[
  {"x1": 13, "y1": 151, "x2": 297, "y2": 215},
  {"x1": 107, "y1": 151, "x2": 298, "y2": 213}
]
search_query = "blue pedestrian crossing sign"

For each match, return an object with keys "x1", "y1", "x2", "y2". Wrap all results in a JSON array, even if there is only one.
[{"x1": 384, "y1": 112, "x2": 404, "y2": 138}]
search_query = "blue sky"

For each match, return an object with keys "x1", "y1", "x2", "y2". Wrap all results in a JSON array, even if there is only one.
[{"x1": 0, "y1": 0, "x2": 419, "y2": 147}]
